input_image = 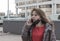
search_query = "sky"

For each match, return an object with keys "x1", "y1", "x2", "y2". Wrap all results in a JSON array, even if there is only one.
[{"x1": 0, "y1": 0, "x2": 16, "y2": 15}]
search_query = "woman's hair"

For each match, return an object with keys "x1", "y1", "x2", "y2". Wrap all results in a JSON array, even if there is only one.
[
  {"x1": 31, "y1": 8, "x2": 51, "y2": 24},
  {"x1": 28, "y1": 8, "x2": 54, "y2": 37}
]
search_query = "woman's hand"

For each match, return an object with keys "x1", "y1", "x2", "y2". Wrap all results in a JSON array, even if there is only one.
[{"x1": 26, "y1": 19, "x2": 32, "y2": 26}]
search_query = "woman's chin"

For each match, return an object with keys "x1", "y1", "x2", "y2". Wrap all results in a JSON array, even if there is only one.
[{"x1": 33, "y1": 20, "x2": 36, "y2": 22}]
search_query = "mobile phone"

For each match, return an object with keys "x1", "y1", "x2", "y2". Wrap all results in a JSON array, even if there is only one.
[{"x1": 31, "y1": 19, "x2": 33, "y2": 23}]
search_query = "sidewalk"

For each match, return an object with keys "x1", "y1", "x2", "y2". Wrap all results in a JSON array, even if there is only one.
[
  {"x1": 0, "y1": 32, "x2": 60, "y2": 41},
  {"x1": 0, "y1": 27, "x2": 60, "y2": 41},
  {"x1": 56, "y1": 40, "x2": 60, "y2": 41}
]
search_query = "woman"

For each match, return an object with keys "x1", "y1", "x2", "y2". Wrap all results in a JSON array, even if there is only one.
[{"x1": 21, "y1": 8, "x2": 56, "y2": 41}]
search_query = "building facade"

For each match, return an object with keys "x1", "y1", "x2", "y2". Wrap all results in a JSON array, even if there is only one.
[{"x1": 15, "y1": 0, "x2": 60, "y2": 20}]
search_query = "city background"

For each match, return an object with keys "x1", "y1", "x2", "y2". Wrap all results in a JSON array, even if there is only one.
[{"x1": 0, "y1": 0, "x2": 60, "y2": 41}]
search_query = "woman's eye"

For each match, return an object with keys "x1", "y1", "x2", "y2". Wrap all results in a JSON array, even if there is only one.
[
  {"x1": 35, "y1": 15, "x2": 37, "y2": 16},
  {"x1": 31, "y1": 14, "x2": 37, "y2": 16},
  {"x1": 31, "y1": 14, "x2": 33, "y2": 16}
]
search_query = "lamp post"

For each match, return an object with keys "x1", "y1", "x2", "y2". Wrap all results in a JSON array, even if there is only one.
[{"x1": 7, "y1": 0, "x2": 9, "y2": 19}]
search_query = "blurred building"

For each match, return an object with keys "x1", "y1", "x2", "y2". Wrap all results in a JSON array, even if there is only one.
[
  {"x1": 15, "y1": 0, "x2": 60, "y2": 20},
  {"x1": 0, "y1": 12, "x2": 5, "y2": 16},
  {"x1": 0, "y1": 12, "x2": 5, "y2": 19},
  {"x1": 0, "y1": 12, "x2": 5, "y2": 24}
]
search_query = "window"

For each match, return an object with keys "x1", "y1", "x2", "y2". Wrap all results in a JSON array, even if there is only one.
[
  {"x1": 21, "y1": 13, "x2": 25, "y2": 17},
  {"x1": 39, "y1": 5, "x2": 41, "y2": 8},
  {"x1": 57, "y1": 4, "x2": 60, "y2": 8},
  {"x1": 46, "y1": 4, "x2": 52, "y2": 8},
  {"x1": 16, "y1": 3, "x2": 18, "y2": 6},
  {"x1": 58, "y1": 15, "x2": 60, "y2": 19}
]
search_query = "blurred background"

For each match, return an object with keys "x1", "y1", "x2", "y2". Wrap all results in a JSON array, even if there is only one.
[{"x1": 0, "y1": 0, "x2": 60, "y2": 41}]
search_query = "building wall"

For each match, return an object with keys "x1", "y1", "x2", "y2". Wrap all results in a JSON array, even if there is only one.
[
  {"x1": 15, "y1": 0, "x2": 60, "y2": 20},
  {"x1": 0, "y1": 12, "x2": 5, "y2": 16}
]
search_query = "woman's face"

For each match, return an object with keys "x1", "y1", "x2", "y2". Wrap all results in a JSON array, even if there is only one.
[{"x1": 31, "y1": 11, "x2": 41, "y2": 22}]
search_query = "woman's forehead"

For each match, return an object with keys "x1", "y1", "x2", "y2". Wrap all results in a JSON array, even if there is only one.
[{"x1": 32, "y1": 11, "x2": 37, "y2": 14}]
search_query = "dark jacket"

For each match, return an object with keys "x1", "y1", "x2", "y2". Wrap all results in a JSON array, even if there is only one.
[{"x1": 21, "y1": 23, "x2": 56, "y2": 41}]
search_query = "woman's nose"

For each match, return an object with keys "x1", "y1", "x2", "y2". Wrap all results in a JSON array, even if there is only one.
[{"x1": 32, "y1": 15, "x2": 35, "y2": 18}]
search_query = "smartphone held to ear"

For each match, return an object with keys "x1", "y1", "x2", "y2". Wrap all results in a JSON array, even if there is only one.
[{"x1": 31, "y1": 19, "x2": 33, "y2": 23}]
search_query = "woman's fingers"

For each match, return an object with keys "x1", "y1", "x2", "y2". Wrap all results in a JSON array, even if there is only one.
[{"x1": 26, "y1": 19, "x2": 32, "y2": 26}]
